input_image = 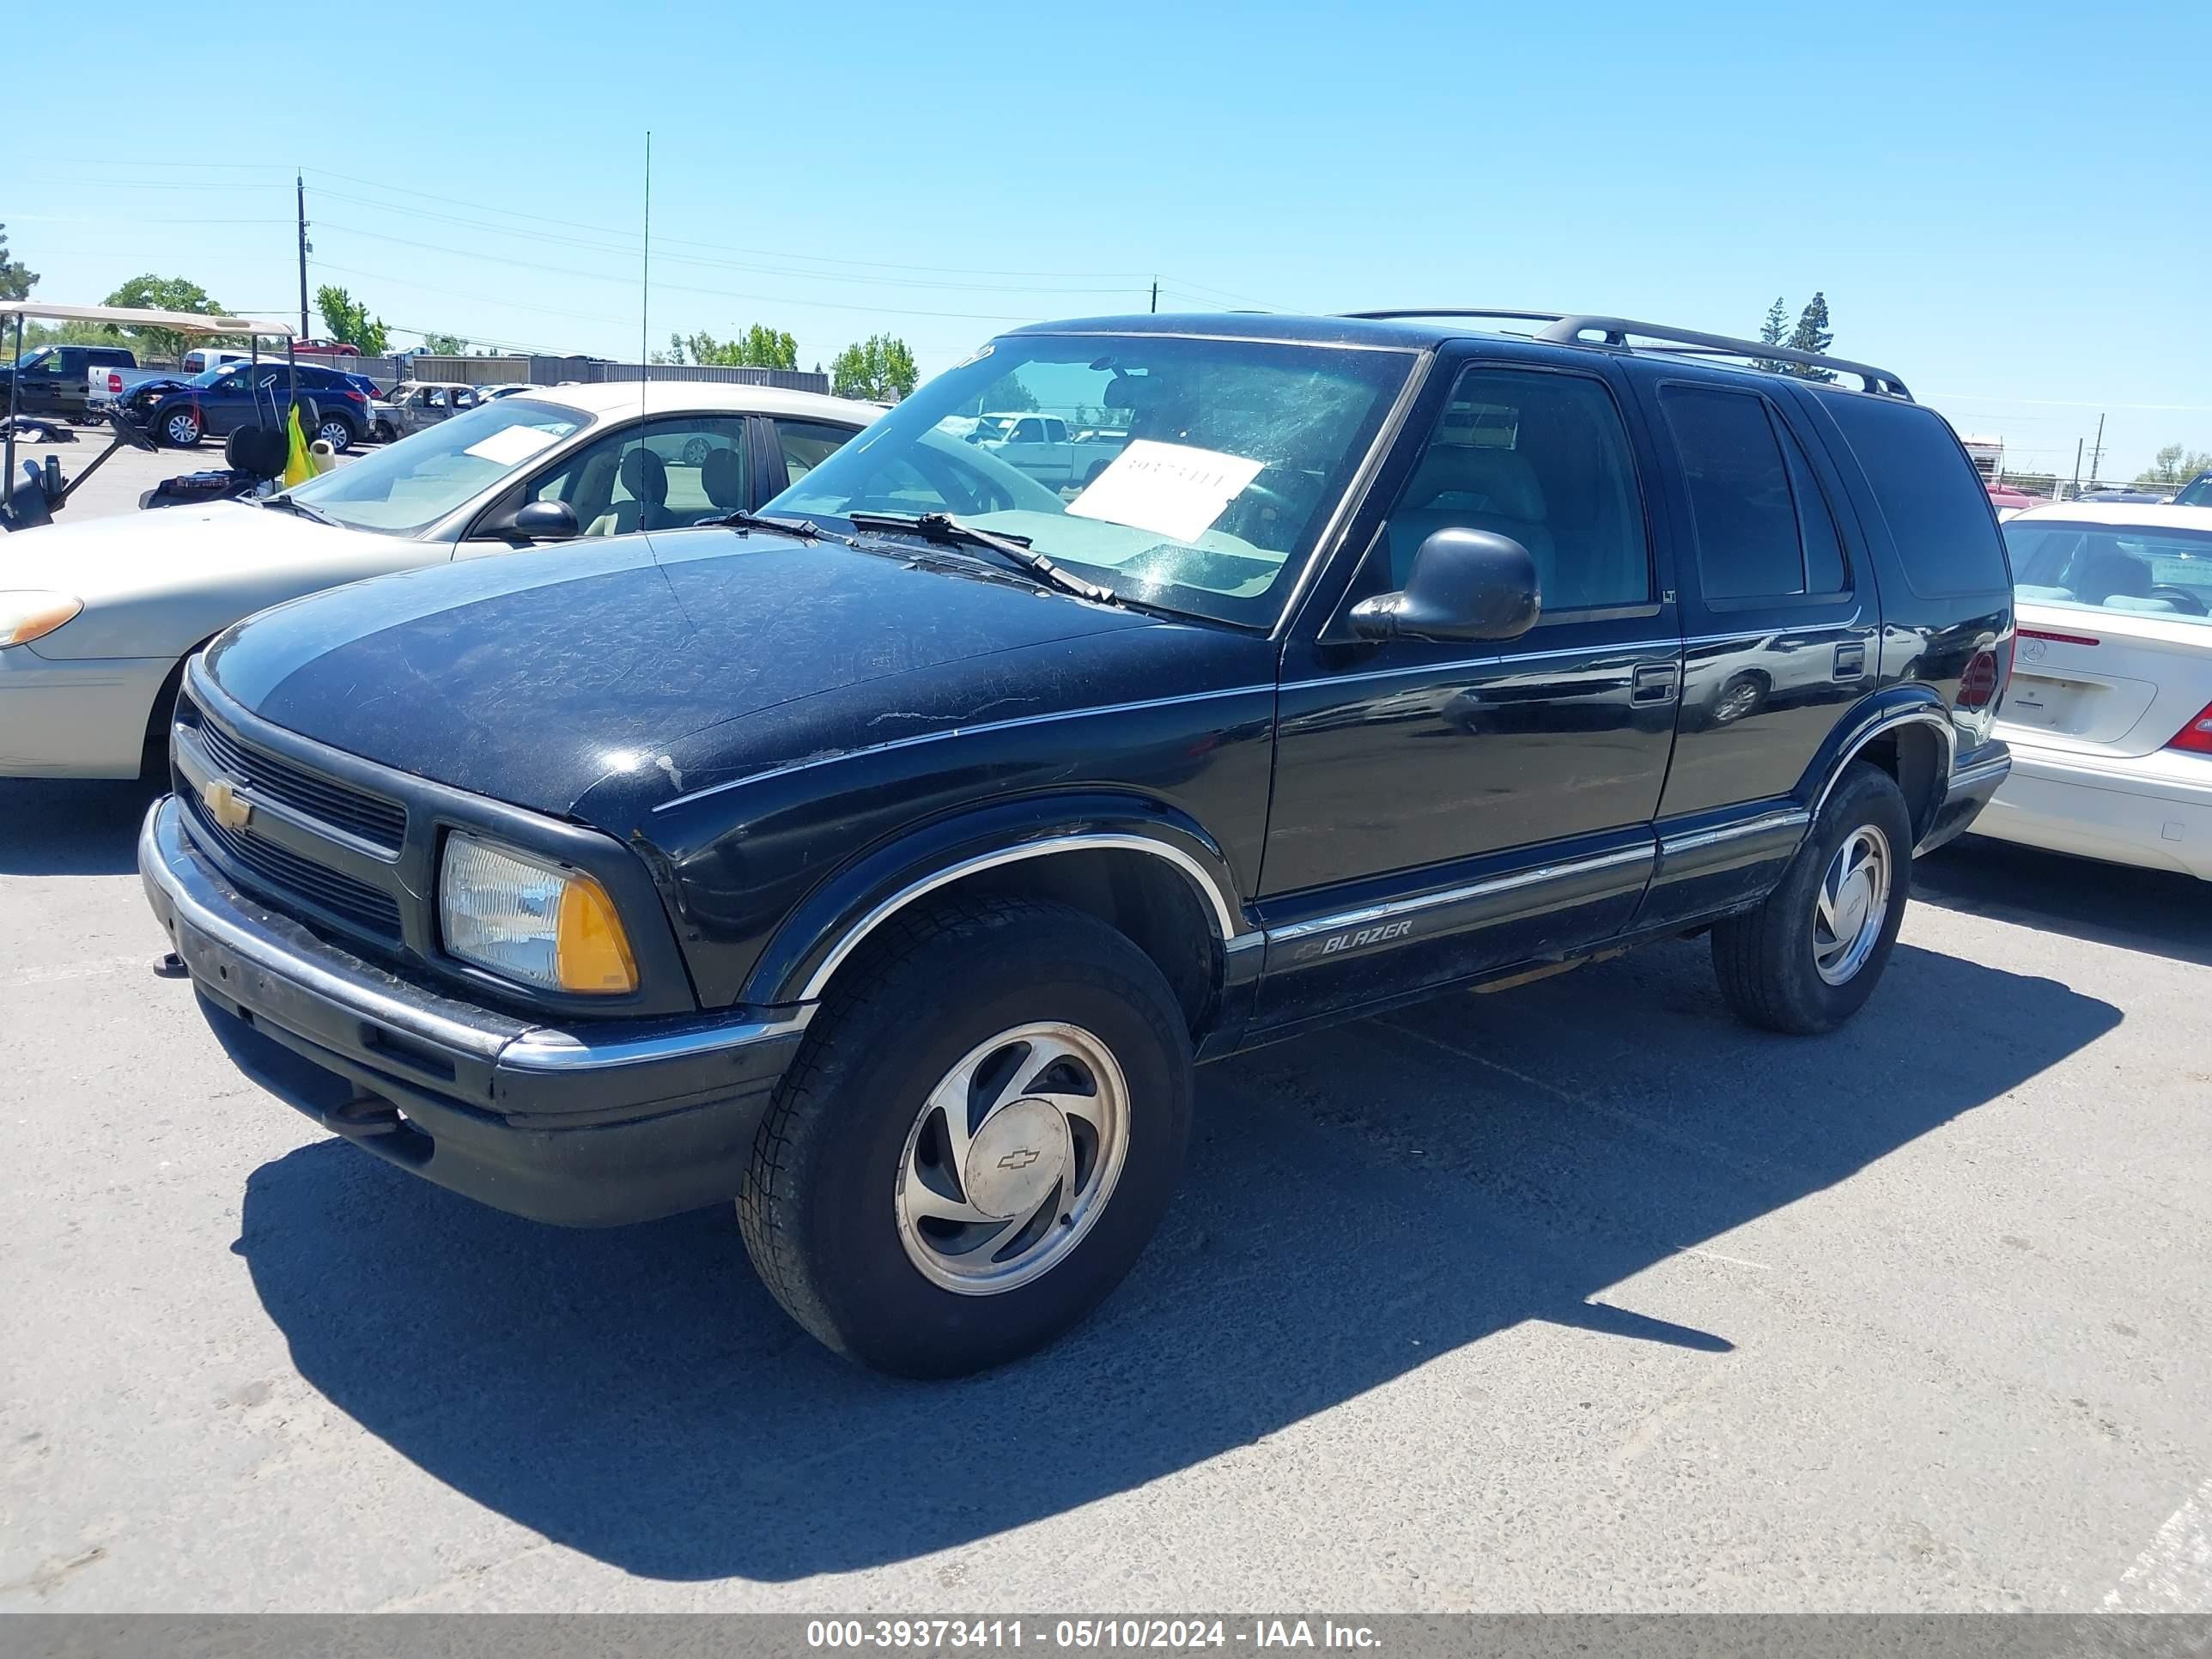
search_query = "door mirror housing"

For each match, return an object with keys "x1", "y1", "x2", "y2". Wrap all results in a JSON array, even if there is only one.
[
  {"x1": 1348, "y1": 527, "x2": 1541, "y2": 643},
  {"x1": 485, "y1": 499, "x2": 580, "y2": 542}
]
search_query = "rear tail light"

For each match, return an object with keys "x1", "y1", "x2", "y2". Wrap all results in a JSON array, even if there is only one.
[
  {"x1": 2168, "y1": 701, "x2": 2212, "y2": 756},
  {"x1": 1958, "y1": 638, "x2": 2011, "y2": 712}
]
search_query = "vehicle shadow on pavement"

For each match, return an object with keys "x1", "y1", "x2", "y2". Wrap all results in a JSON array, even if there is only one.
[
  {"x1": 0, "y1": 779, "x2": 160, "y2": 876},
  {"x1": 234, "y1": 936, "x2": 2119, "y2": 1583},
  {"x1": 1917, "y1": 837, "x2": 2211, "y2": 969}
]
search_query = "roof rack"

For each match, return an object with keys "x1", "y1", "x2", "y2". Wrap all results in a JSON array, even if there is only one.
[{"x1": 1340, "y1": 308, "x2": 1912, "y2": 400}]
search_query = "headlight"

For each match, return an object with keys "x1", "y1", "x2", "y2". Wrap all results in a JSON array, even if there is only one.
[
  {"x1": 0, "y1": 591, "x2": 83, "y2": 648},
  {"x1": 439, "y1": 833, "x2": 638, "y2": 994}
]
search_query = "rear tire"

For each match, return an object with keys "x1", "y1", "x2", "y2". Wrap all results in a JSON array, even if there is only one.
[
  {"x1": 1711, "y1": 762, "x2": 1913, "y2": 1035},
  {"x1": 738, "y1": 896, "x2": 1194, "y2": 1377},
  {"x1": 316, "y1": 415, "x2": 356, "y2": 454}
]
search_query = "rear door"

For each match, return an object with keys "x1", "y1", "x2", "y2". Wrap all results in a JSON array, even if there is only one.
[{"x1": 1626, "y1": 366, "x2": 1879, "y2": 923}]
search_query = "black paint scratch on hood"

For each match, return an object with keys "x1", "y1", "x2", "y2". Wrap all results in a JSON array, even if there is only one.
[{"x1": 204, "y1": 526, "x2": 1156, "y2": 817}]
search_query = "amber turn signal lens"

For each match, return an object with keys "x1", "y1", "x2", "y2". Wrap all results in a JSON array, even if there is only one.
[{"x1": 555, "y1": 875, "x2": 640, "y2": 994}]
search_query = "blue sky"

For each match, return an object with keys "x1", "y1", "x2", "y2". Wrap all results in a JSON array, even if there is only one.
[{"x1": 13, "y1": 0, "x2": 2208, "y2": 478}]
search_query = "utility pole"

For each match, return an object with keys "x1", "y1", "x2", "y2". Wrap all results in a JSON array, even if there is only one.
[
  {"x1": 1150, "y1": 278, "x2": 1158, "y2": 314},
  {"x1": 295, "y1": 169, "x2": 310, "y2": 340},
  {"x1": 2070, "y1": 438, "x2": 2084, "y2": 501},
  {"x1": 2089, "y1": 412, "x2": 2106, "y2": 485}
]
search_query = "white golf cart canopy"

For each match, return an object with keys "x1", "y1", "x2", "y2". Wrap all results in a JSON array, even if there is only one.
[
  {"x1": 0, "y1": 301, "x2": 294, "y2": 337},
  {"x1": 3, "y1": 303, "x2": 300, "y2": 524}
]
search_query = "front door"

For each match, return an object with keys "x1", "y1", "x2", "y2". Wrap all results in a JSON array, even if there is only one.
[{"x1": 1256, "y1": 354, "x2": 1682, "y2": 1029}]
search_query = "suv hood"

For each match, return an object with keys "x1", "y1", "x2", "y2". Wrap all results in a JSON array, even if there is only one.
[{"x1": 204, "y1": 526, "x2": 1159, "y2": 818}]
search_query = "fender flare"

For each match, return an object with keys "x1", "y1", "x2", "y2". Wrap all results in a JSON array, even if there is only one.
[
  {"x1": 742, "y1": 791, "x2": 1256, "y2": 1007},
  {"x1": 1796, "y1": 686, "x2": 1956, "y2": 826}
]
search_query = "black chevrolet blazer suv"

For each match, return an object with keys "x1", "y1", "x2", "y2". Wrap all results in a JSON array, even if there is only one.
[{"x1": 140, "y1": 310, "x2": 2014, "y2": 1376}]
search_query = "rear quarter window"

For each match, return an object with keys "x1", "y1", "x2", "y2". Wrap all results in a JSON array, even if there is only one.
[{"x1": 1820, "y1": 394, "x2": 2009, "y2": 597}]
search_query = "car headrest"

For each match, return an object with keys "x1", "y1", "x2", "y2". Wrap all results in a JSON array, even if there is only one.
[
  {"x1": 1403, "y1": 445, "x2": 1547, "y2": 522},
  {"x1": 2075, "y1": 550, "x2": 2149, "y2": 603},
  {"x1": 701, "y1": 447, "x2": 744, "y2": 511},
  {"x1": 619, "y1": 447, "x2": 667, "y2": 504}
]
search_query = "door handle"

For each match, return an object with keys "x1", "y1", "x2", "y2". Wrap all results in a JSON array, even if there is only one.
[{"x1": 1631, "y1": 662, "x2": 1681, "y2": 705}]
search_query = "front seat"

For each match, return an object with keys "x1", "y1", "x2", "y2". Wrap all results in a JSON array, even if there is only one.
[
  {"x1": 613, "y1": 447, "x2": 672, "y2": 532},
  {"x1": 700, "y1": 447, "x2": 746, "y2": 517},
  {"x1": 2072, "y1": 546, "x2": 2151, "y2": 605},
  {"x1": 1387, "y1": 446, "x2": 1556, "y2": 594}
]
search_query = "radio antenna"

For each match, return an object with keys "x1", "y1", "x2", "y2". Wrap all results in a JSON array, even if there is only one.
[{"x1": 640, "y1": 130, "x2": 653, "y2": 401}]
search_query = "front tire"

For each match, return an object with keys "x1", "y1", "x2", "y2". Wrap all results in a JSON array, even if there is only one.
[
  {"x1": 738, "y1": 896, "x2": 1194, "y2": 1376},
  {"x1": 1711, "y1": 762, "x2": 1913, "y2": 1035},
  {"x1": 161, "y1": 408, "x2": 203, "y2": 447}
]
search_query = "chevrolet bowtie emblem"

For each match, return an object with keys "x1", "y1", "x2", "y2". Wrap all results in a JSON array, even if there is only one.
[
  {"x1": 997, "y1": 1148, "x2": 1041, "y2": 1171},
  {"x1": 201, "y1": 776, "x2": 252, "y2": 833}
]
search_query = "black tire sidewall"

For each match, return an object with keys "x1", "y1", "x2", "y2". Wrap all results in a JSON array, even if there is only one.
[
  {"x1": 1764, "y1": 766, "x2": 1914, "y2": 1030},
  {"x1": 793, "y1": 919, "x2": 1191, "y2": 1376}
]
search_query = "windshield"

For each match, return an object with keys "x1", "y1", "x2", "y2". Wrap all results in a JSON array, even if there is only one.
[
  {"x1": 767, "y1": 331, "x2": 1415, "y2": 626},
  {"x1": 281, "y1": 395, "x2": 590, "y2": 536},
  {"x1": 2176, "y1": 476, "x2": 2212, "y2": 507},
  {"x1": 2005, "y1": 519, "x2": 2212, "y2": 625}
]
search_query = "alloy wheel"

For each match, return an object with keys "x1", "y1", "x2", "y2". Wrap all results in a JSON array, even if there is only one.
[
  {"x1": 894, "y1": 1021, "x2": 1130, "y2": 1295},
  {"x1": 1812, "y1": 824, "x2": 1892, "y2": 986}
]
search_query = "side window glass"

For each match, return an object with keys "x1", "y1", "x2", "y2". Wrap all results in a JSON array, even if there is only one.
[
  {"x1": 1376, "y1": 366, "x2": 1650, "y2": 614},
  {"x1": 1777, "y1": 416, "x2": 1847, "y2": 593},
  {"x1": 1012, "y1": 417, "x2": 1045, "y2": 444},
  {"x1": 1659, "y1": 385, "x2": 1808, "y2": 600},
  {"x1": 774, "y1": 418, "x2": 854, "y2": 485},
  {"x1": 1043, "y1": 418, "x2": 1068, "y2": 443},
  {"x1": 526, "y1": 429, "x2": 638, "y2": 537},
  {"x1": 644, "y1": 416, "x2": 750, "y2": 520}
]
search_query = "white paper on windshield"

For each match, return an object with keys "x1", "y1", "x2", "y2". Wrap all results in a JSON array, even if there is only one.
[
  {"x1": 1064, "y1": 440, "x2": 1266, "y2": 544},
  {"x1": 463, "y1": 425, "x2": 562, "y2": 466}
]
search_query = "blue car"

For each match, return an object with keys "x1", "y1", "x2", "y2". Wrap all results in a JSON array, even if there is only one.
[{"x1": 124, "y1": 361, "x2": 373, "y2": 453}]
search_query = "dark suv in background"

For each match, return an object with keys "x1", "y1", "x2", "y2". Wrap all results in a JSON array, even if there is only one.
[
  {"x1": 141, "y1": 307, "x2": 2014, "y2": 1376},
  {"x1": 124, "y1": 361, "x2": 371, "y2": 453}
]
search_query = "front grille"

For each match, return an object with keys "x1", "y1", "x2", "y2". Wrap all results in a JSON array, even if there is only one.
[
  {"x1": 179, "y1": 696, "x2": 407, "y2": 851},
  {"x1": 183, "y1": 792, "x2": 404, "y2": 939}
]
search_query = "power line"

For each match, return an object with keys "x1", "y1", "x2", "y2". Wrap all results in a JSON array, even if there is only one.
[
  {"x1": 301, "y1": 166, "x2": 1158, "y2": 283},
  {"x1": 313, "y1": 222, "x2": 1054, "y2": 322}
]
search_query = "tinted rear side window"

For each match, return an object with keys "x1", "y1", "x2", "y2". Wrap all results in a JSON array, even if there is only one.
[
  {"x1": 1659, "y1": 384, "x2": 1844, "y2": 600},
  {"x1": 1820, "y1": 395, "x2": 2008, "y2": 596}
]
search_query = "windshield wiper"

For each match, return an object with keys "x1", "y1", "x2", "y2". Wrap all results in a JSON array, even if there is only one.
[
  {"x1": 847, "y1": 511, "x2": 1117, "y2": 605},
  {"x1": 261, "y1": 494, "x2": 338, "y2": 527},
  {"x1": 702, "y1": 508, "x2": 835, "y2": 541}
]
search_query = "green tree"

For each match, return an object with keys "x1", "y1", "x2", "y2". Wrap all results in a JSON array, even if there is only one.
[
  {"x1": 100, "y1": 274, "x2": 227, "y2": 362},
  {"x1": 421, "y1": 331, "x2": 468, "y2": 356},
  {"x1": 314, "y1": 285, "x2": 390, "y2": 356},
  {"x1": 975, "y1": 371, "x2": 1039, "y2": 413},
  {"x1": 0, "y1": 222, "x2": 35, "y2": 301},
  {"x1": 831, "y1": 334, "x2": 920, "y2": 401},
  {"x1": 664, "y1": 324, "x2": 799, "y2": 369},
  {"x1": 1751, "y1": 295, "x2": 1790, "y2": 373},
  {"x1": 2136, "y1": 444, "x2": 2212, "y2": 487},
  {"x1": 1783, "y1": 291, "x2": 1836, "y2": 380}
]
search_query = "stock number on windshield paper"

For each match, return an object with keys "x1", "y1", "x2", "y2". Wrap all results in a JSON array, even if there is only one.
[{"x1": 805, "y1": 1620, "x2": 1230, "y2": 1649}]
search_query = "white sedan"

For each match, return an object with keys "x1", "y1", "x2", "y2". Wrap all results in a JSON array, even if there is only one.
[
  {"x1": 0, "y1": 381, "x2": 882, "y2": 778},
  {"x1": 1975, "y1": 502, "x2": 2212, "y2": 879}
]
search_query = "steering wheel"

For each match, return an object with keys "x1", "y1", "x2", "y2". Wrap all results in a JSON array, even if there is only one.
[
  {"x1": 2148, "y1": 586, "x2": 2208, "y2": 616},
  {"x1": 106, "y1": 408, "x2": 160, "y2": 453}
]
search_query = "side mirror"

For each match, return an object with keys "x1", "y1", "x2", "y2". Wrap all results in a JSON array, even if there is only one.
[
  {"x1": 1348, "y1": 527, "x2": 1541, "y2": 642},
  {"x1": 485, "y1": 499, "x2": 580, "y2": 542}
]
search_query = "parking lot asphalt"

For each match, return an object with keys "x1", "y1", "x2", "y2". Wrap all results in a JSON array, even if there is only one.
[{"x1": 2, "y1": 769, "x2": 2208, "y2": 1612}]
